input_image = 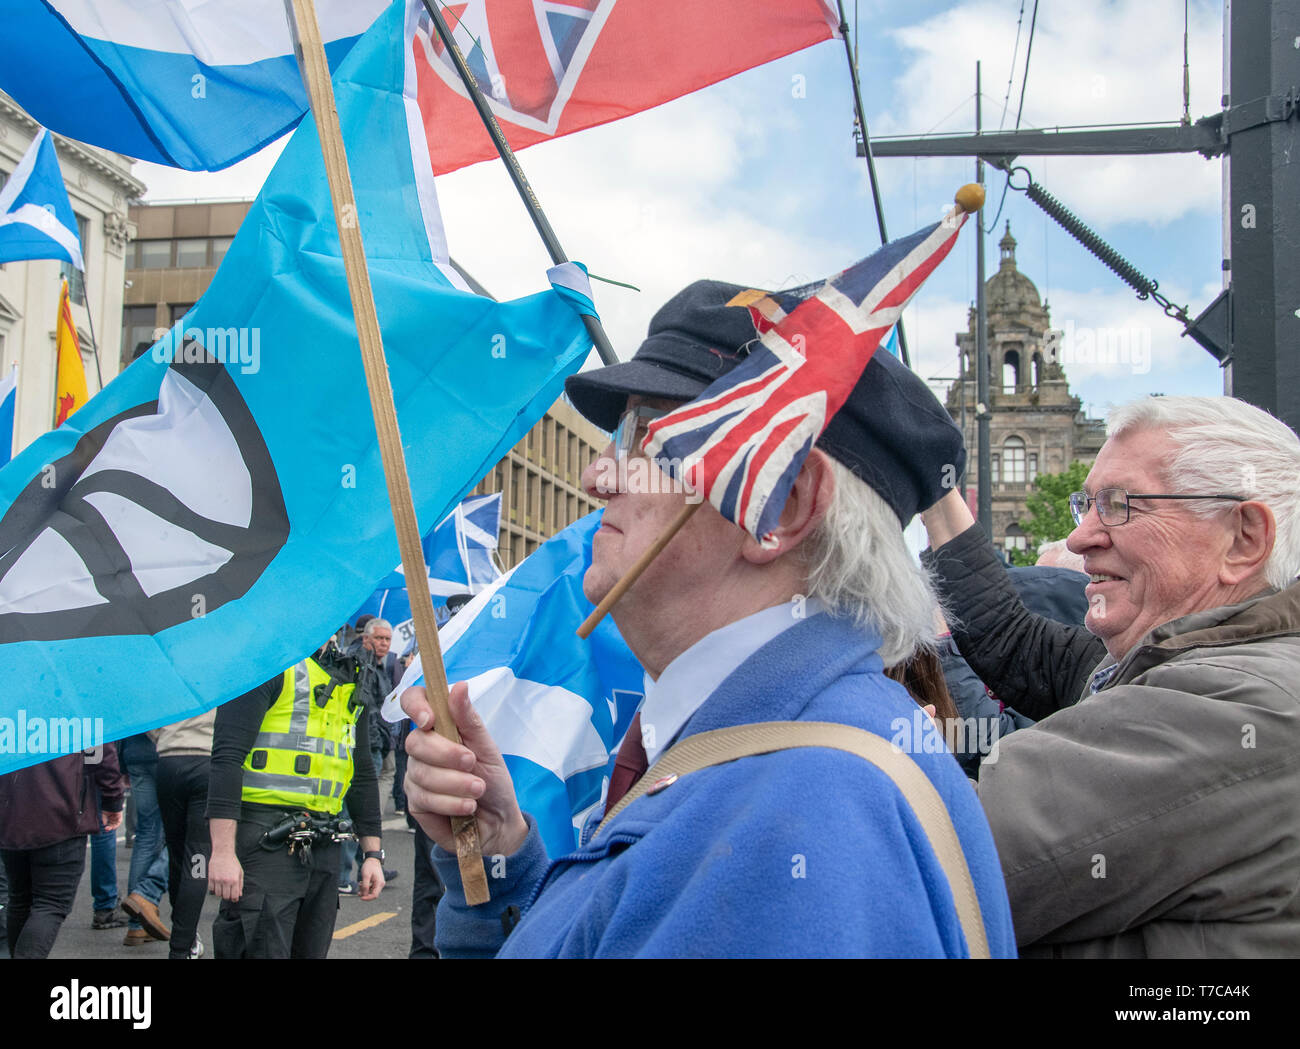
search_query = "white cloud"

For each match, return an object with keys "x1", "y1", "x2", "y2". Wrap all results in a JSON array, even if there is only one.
[
  {"x1": 433, "y1": 89, "x2": 855, "y2": 359},
  {"x1": 881, "y1": 0, "x2": 1223, "y2": 225},
  {"x1": 1045, "y1": 280, "x2": 1225, "y2": 412},
  {"x1": 135, "y1": 141, "x2": 285, "y2": 202}
]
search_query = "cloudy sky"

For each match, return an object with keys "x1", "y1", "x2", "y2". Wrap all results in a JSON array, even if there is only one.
[{"x1": 135, "y1": 0, "x2": 1229, "y2": 419}]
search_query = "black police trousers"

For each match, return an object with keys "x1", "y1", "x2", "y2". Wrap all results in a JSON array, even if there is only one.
[{"x1": 212, "y1": 807, "x2": 341, "y2": 959}]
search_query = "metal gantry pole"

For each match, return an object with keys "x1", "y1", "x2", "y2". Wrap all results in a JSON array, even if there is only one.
[
  {"x1": 1224, "y1": 0, "x2": 1300, "y2": 431},
  {"x1": 975, "y1": 62, "x2": 992, "y2": 537}
]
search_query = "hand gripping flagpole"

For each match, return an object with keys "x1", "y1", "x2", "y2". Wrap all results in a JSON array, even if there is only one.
[
  {"x1": 285, "y1": 0, "x2": 490, "y2": 906},
  {"x1": 578, "y1": 184, "x2": 987, "y2": 641},
  {"x1": 419, "y1": 0, "x2": 618, "y2": 366}
]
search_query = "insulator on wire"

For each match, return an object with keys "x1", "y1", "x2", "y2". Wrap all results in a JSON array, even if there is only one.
[{"x1": 1023, "y1": 181, "x2": 1157, "y2": 298}]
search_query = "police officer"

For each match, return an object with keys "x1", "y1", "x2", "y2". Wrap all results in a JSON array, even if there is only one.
[{"x1": 206, "y1": 641, "x2": 386, "y2": 958}]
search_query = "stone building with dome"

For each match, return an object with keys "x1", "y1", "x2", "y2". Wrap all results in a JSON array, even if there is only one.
[{"x1": 945, "y1": 223, "x2": 1106, "y2": 556}]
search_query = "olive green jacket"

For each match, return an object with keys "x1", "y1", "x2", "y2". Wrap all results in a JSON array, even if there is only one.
[{"x1": 977, "y1": 579, "x2": 1300, "y2": 958}]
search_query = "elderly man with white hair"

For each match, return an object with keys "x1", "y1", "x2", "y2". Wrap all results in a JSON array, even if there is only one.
[
  {"x1": 922, "y1": 395, "x2": 1300, "y2": 958},
  {"x1": 400, "y1": 280, "x2": 1017, "y2": 958}
]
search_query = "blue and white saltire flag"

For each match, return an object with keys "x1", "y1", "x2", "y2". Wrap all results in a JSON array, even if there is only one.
[
  {"x1": 0, "y1": 0, "x2": 389, "y2": 170},
  {"x1": 424, "y1": 492, "x2": 503, "y2": 596},
  {"x1": 0, "y1": 0, "x2": 595, "y2": 775},
  {"x1": 384, "y1": 512, "x2": 646, "y2": 857},
  {"x1": 0, "y1": 128, "x2": 83, "y2": 270},
  {"x1": 356, "y1": 492, "x2": 503, "y2": 649},
  {"x1": 0, "y1": 367, "x2": 16, "y2": 469},
  {"x1": 351, "y1": 566, "x2": 418, "y2": 636}
]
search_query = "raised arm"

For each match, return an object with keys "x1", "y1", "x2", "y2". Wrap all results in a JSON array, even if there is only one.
[{"x1": 921, "y1": 491, "x2": 1105, "y2": 719}]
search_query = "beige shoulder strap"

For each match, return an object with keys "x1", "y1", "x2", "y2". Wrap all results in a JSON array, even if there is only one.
[{"x1": 595, "y1": 720, "x2": 990, "y2": 959}]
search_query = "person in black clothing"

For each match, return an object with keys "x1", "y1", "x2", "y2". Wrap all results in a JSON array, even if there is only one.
[
  {"x1": 153, "y1": 709, "x2": 217, "y2": 959},
  {"x1": 937, "y1": 563, "x2": 1090, "y2": 777},
  {"x1": 206, "y1": 643, "x2": 385, "y2": 958},
  {"x1": 0, "y1": 745, "x2": 127, "y2": 958}
]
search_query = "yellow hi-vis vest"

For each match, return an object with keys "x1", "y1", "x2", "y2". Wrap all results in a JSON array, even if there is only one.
[{"x1": 240, "y1": 658, "x2": 360, "y2": 815}]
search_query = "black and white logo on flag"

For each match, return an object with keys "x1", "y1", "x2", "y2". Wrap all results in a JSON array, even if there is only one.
[{"x1": 0, "y1": 356, "x2": 289, "y2": 643}]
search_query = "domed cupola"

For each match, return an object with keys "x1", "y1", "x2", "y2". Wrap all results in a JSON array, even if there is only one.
[{"x1": 987, "y1": 222, "x2": 1043, "y2": 313}]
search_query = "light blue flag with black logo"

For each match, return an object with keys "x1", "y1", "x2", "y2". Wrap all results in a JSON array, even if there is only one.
[
  {"x1": 0, "y1": 0, "x2": 594, "y2": 774},
  {"x1": 385, "y1": 511, "x2": 645, "y2": 858},
  {"x1": 0, "y1": 128, "x2": 83, "y2": 270}
]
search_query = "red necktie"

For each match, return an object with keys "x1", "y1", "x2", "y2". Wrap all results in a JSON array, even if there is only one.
[{"x1": 605, "y1": 712, "x2": 648, "y2": 813}]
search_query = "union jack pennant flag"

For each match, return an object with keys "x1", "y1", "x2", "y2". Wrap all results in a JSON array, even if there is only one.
[{"x1": 645, "y1": 204, "x2": 973, "y2": 541}]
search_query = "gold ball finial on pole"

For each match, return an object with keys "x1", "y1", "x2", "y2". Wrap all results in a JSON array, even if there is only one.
[{"x1": 955, "y1": 183, "x2": 986, "y2": 214}]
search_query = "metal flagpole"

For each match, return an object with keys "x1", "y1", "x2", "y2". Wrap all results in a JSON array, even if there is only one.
[
  {"x1": 975, "y1": 62, "x2": 992, "y2": 539},
  {"x1": 419, "y1": 0, "x2": 618, "y2": 366},
  {"x1": 77, "y1": 267, "x2": 107, "y2": 393},
  {"x1": 284, "y1": 0, "x2": 490, "y2": 905},
  {"x1": 835, "y1": 0, "x2": 911, "y2": 368}
]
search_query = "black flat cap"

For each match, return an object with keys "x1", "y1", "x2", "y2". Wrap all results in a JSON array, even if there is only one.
[{"x1": 566, "y1": 279, "x2": 966, "y2": 526}]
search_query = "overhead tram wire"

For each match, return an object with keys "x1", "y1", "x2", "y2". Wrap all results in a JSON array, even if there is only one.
[
  {"x1": 1013, "y1": 0, "x2": 1040, "y2": 133},
  {"x1": 998, "y1": 0, "x2": 1028, "y2": 131},
  {"x1": 986, "y1": 0, "x2": 1041, "y2": 235}
]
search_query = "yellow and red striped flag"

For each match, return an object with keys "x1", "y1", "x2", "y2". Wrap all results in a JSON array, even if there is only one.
[{"x1": 54, "y1": 278, "x2": 87, "y2": 426}]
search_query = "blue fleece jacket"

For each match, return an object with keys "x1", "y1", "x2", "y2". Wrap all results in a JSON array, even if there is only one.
[{"x1": 433, "y1": 611, "x2": 1018, "y2": 958}]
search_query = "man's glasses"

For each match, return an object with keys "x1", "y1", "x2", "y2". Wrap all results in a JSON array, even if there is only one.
[
  {"x1": 1068, "y1": 488, "x2": 1246, "y2": 526},
  {"x1": 612, "y1": 404, "x2": 670, "y2": 458}
]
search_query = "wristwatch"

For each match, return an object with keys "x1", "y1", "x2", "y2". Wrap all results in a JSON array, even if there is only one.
[{"x1": 363, "y1": 849, "x2": 385, "y2": 863}]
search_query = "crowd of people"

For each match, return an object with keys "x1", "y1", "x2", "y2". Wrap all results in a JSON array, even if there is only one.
[
  {"x1": 401, "y1": 279, "x2": 1300, "y2": 958},
  {"x1": 0, "y1": 615, "x2": 438, "y2": 960},
  {"x1": 4, "y1": 277, "x2": 1300, "y2": 959}
]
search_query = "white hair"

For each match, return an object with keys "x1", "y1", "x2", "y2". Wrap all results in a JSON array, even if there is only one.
[
  {"x1": 1107, "y1": 396, "x2": 1300, "y2": 588},
  {"x1": 363, "y1": 618, "x2": 392, "y2": 636},
  {"x1": 802, "y1": 458, "x2": 939, "y2": 666},
  {"x1": 1035, "y1": 539, "x2": 1086, "y2": 573}
]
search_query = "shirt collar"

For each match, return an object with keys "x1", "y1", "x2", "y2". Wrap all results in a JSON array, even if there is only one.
[
  {"x1": 1088, "y1": 662, "x2": 1120, "y2": 694},
  {"x1": 636, "y1": 598, "x2": 824, "y2": 765}
]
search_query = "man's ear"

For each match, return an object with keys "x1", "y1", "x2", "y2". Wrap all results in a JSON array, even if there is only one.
[
  {"x1": 1220, "y1": 500, "x2": 1275, "y2": 586},
  {"x1": 741, "y1": 449, "x2": 836, "y2": 565}
]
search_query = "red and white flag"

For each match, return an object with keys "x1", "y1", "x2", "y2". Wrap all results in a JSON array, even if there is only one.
[{"x1": 409, "y1": 0, "x2": 839, "y2": 173}]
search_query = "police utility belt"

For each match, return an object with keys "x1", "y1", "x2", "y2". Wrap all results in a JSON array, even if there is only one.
[{"x1": 259, "y1": 811, "x2": 356, "y2": 865}]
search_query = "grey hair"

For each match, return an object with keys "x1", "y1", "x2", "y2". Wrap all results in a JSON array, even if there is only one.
[
  {"x1": 363, "y1": 618, "x2": 392, "y2": 636},
  {"x1": 1035, "y1": 539, "x2": 1086, "y2": 573},
  {"x1": 1107, "y1": 396, "x2": 1300, "y2": 588},
  {"x1": 801, "y1": 458, "x2": 940, "y2": 666}
]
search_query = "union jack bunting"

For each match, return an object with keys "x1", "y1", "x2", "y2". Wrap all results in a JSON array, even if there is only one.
[{"x1": 644, "y1": 208, "x2": 971, "y2": 541}]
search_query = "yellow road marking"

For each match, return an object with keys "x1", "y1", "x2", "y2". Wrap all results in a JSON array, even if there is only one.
[{"x1": 333, "y1": 911, "x2": 399, "y2": 940}]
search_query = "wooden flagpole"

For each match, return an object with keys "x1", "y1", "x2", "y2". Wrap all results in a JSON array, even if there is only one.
[
  {"x1": 576, "y1": 501, "x2": 699, "y2": 639},
  {"x1": 418, "y1": 0, "x2": 619, "y2": 366},
  {"x1": 284, "y1": 0, "x2": 489, "y2": 905}
]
